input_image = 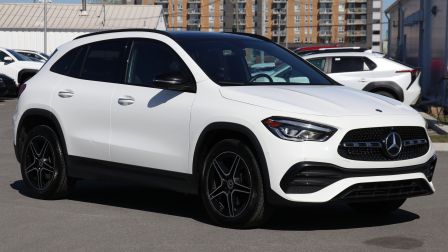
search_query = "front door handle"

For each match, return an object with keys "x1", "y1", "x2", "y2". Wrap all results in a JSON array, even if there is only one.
[
  {"x1": 118, "y1": 96, "x2": 135, "y2": 106},
  {"x1": 58, "y1": 90, "x2": 74, "y2": 98},
  {"x1": 359, "y1": 78, "x2": 368, "y2": 83}
]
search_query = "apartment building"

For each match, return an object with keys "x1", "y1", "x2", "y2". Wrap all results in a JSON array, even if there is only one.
[{"x1": 124, "y1": 0, "x2": 382, "y2": 50}]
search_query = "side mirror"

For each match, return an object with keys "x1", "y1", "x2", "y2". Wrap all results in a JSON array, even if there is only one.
[
  {"x1": 3, "y1": 56, "x2": 13, "y2": 64},
  {"x1": 153, "y1": 73, "x2": 196, "y2": 92}
]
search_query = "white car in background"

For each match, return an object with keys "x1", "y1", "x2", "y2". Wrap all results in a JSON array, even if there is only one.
[
  {"x1": 14, "y1": 49, "x2": 50, "y2": 63},
  {"x1": 0, "y1": 48, "x2": 43, "y2": 89},
  {"x1": 299, "y1": 49, "x2": 421, "y2": 105}
]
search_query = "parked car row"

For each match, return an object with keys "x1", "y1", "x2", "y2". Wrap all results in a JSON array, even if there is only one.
[{"x1": 0, "y1": 48, "x2": 45, "y2": 97}]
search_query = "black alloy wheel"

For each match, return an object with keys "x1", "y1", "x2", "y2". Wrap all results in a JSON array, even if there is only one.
[
  {"x1": 206, "y1": 151, "x2": 252, "y2": 218},
  {"x1": 23, "y1": 135, "x2": 57, "y2": 190},
  {"x1": 20, "y1": 125, "x2": 70, "y2": 199},
  {"x1": 201, "y1": 139, "x2": 270, "y2": 228}
]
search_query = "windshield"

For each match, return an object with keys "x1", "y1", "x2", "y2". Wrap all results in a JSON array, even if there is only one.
[
  {"x1": 7, "y1": 49, "x2": 32, "y2": 61},
  {"x1": 176, "y1": 37, "x2": 333, "y2": 86}
]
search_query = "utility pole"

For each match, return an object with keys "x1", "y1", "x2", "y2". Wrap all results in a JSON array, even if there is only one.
[{"x1": 43, "y1": 0, "x2": 47, "y2": 54}]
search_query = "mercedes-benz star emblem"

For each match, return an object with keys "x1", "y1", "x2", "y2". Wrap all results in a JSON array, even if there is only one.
[{"x1": 384, "y1": 132, "x2": 403, "y2": 158}]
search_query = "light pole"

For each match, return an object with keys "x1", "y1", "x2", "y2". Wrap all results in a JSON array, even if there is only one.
[{"x1": 43, "y1": 0, "x2": 47, "y2": 54}]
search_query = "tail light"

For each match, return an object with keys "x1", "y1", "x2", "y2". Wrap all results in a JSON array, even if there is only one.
[
  {"x1": 18, "y1": 83, "x2": 27, "y2": 98},
  {"x1": 396, "y1": 69, "x2": 420, "y2": 89}
]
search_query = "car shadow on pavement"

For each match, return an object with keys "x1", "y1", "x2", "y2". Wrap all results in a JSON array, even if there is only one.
[{"x1": 10, "y1": 180, "x2": 419, "y2": 230}]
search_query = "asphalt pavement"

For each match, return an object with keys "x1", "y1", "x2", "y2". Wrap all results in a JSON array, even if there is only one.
[{"x1": 1, "y1": 98, "x2": 447, "y2": 251}]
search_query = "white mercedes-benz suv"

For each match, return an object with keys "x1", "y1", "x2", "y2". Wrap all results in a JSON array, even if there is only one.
[{"x1": 13, "y1": 30, "x2": 436, "y2": 228}]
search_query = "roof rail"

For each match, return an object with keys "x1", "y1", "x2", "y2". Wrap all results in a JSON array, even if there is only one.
[
  {"x1": 74, "y1": 28, "x2": 171, "y2": 40},
  {"x1": 297, "y1": 47, "x2": 369, "y2": 56}
]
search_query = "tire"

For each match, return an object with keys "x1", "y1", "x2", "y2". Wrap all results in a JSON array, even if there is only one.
[
  {"x1": 20, "y1": 125, "x2": 69, "y2": 199},
  {"x1": 374, "y1": 90, "x2": 396, "y2": 100},
  {"x1": 349, "y1": 199, "x2": 406, "y2": 214},
  {"x1": 200, "y1": 139, "x2": 270, "y2": 228}
]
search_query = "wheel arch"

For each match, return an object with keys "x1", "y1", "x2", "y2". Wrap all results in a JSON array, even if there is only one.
[
  {"x1": 362, "y1": 81, "x2": 404, "y2": 102},
  {"x1": 16, "y1": 109, "x2": 67, "y2": 163},
  {"x1": 192, "y1": 122, "x2": 271, "y2": 194}
]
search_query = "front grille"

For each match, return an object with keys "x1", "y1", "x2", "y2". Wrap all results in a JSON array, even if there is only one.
[
  {"x1": 280, "y1": 156, "x2": 436, "y2": 194},
  {"x1": 338, "y1": 127, "x2": 429, "y2": 161},
  {"x1": 335, "y1": 179, "x2": 432, "y2": 201}
]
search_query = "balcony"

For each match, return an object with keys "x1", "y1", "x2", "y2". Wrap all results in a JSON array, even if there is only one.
[
  {"x1": 347, "y1": 0, "x2": 367, "y2": 2},
  {"x1": 319, "y1": 0, "x2": 333, "y2": 2},
  {"x1": 346, "y1": 19, "x2": 367, "y2": 25},
  {"x1": 237, "y1": 0, "x2": 247, "y2": 2},
  {"x1": 187, "y1": 9, "x2": 200, "y2": 14},
  {"x1": 272, "y1": 8, "x2": 287, "y2": 14},
  {"x1": 346, "y1": 30, "x2": 366, "y2": 36},
  {"x1": 273, "y1": 0, "x2": 287, "y2": 3},
  {"x1": 156, "y1": 0, "x2": 168, "y2": 3},
  {"x1": 233, "y1": 21, "x2": 246, "y2": 26},
  {"x1": 234, "y1": 9, "x2": 246, "y2": 14},
  {"x1": 319, "y1": 19, "x2": 332, "y2": 26},
  {"x1": 187, "y1": 19, "x2": 200, "y2": 26},
  {"x1": 347, "y1": 7, "x2": 367, "y2": 14},
  {"x1": 319, "y1": 30, "x2": 332, "y2": 37},
  {"x1": 272, "y1": 30, "x2": 286, "y2": 36},
  {"x1": 272, "y1": 20, "x2": 287, "y2": 26},
  {"x1": 187, "y1": 0, "x2": 201, "y2": 3},
  {"x1": 319, "y1": 8, "x2": 332, "y2": 14}
]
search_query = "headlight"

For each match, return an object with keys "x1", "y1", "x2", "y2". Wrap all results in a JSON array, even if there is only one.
[{"x1": 262, "y1": 117, "x2": 337, "y2": 142}]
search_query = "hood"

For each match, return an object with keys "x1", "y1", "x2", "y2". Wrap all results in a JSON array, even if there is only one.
[
  {"x1": 14, "y1": 61, "x2": 43, "y2": 70},
  {"x1": 219, "y1": 85, "x2": 417, "y2": 117}
]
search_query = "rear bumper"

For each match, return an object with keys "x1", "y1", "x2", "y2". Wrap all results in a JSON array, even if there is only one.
[{"x1": 267, "y1": 155, "x2": 436, "y2": 205}]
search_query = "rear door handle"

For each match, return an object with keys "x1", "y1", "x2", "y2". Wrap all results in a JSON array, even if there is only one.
[
  {"x1": 58, "y1": 90, "x2": 74, "y2": 98},
  {"x1": 118, "y1": 96, "x2": 135, "y2": 106},
  {"x1": 359, "y1": 78, "x2": 368, "y2": 83}
]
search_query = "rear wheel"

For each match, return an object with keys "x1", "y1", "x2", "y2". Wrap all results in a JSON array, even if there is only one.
[
  {"x1": 200, "y1": 139, "x2": 270, "y2": 228},
  {"x1": 20, "y1": 125, "x2": 70, "y2": 199},
  {"x1": 349, "y1": 199, "x2": 406, "y2": 214}
]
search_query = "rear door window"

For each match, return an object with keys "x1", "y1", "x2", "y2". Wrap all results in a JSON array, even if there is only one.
[
  {"x1": 80, "y1": 39, "x2": 129, "y2": 83},
  {"x1": 330, "y1": 57, "x2": 376, "y2": 73}
]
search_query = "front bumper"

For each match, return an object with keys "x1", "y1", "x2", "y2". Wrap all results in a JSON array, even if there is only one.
[{"x1": 266, "y1": 155, "x2": 436, "y2": 205}]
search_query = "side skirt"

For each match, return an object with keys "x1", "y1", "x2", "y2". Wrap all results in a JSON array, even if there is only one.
[{"x1": 67, "y1": 156, "x2": 197, "y2": 194}]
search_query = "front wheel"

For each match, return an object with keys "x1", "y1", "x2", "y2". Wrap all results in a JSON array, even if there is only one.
[
  {"x1": 200, "y1": 139, "x2": 270, "y2": 228},
  {"x1": 349, "y1": 199, "x2": 406, "y2": 214}
]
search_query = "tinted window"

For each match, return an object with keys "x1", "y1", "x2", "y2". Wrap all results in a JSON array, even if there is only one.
[
  {"x1": 80, "y1": 39, "x2": 128, "y2": 83},
  {"x1": 126, "y1": 39, "x2": 193, "y2": 87},
  {"x1": 7, "y1": 49, "x2": 30, "y2": 61},
  {"x1": 307, "y1": 58, "x2": 326, "y2": 71},
  {"x1": 331, "y1": 57, "x2": 377, "y2": 73},
  {"x1": 50, "y1": 46, "x2": 84, "y2": 77},
  {"x1": 176, "y1": 37, "x2": 332, "y2": 86},
  {"x1": 0, "y1": 51, "x2": 9, "y2": 62}
]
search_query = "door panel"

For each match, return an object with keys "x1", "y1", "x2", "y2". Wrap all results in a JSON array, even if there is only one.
[
  {"x1": 109, "y1": 38, "x2": 196, "y2": 173},
  {"x1": 110, "y1": 86, "x2": 194, "y2": 173},
  {"x1": 52, "y1": 77, "x2": 113, "y2": 161},
  {"x1": 50, "y1": 38, "x2": 129, "y2": 161}
]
